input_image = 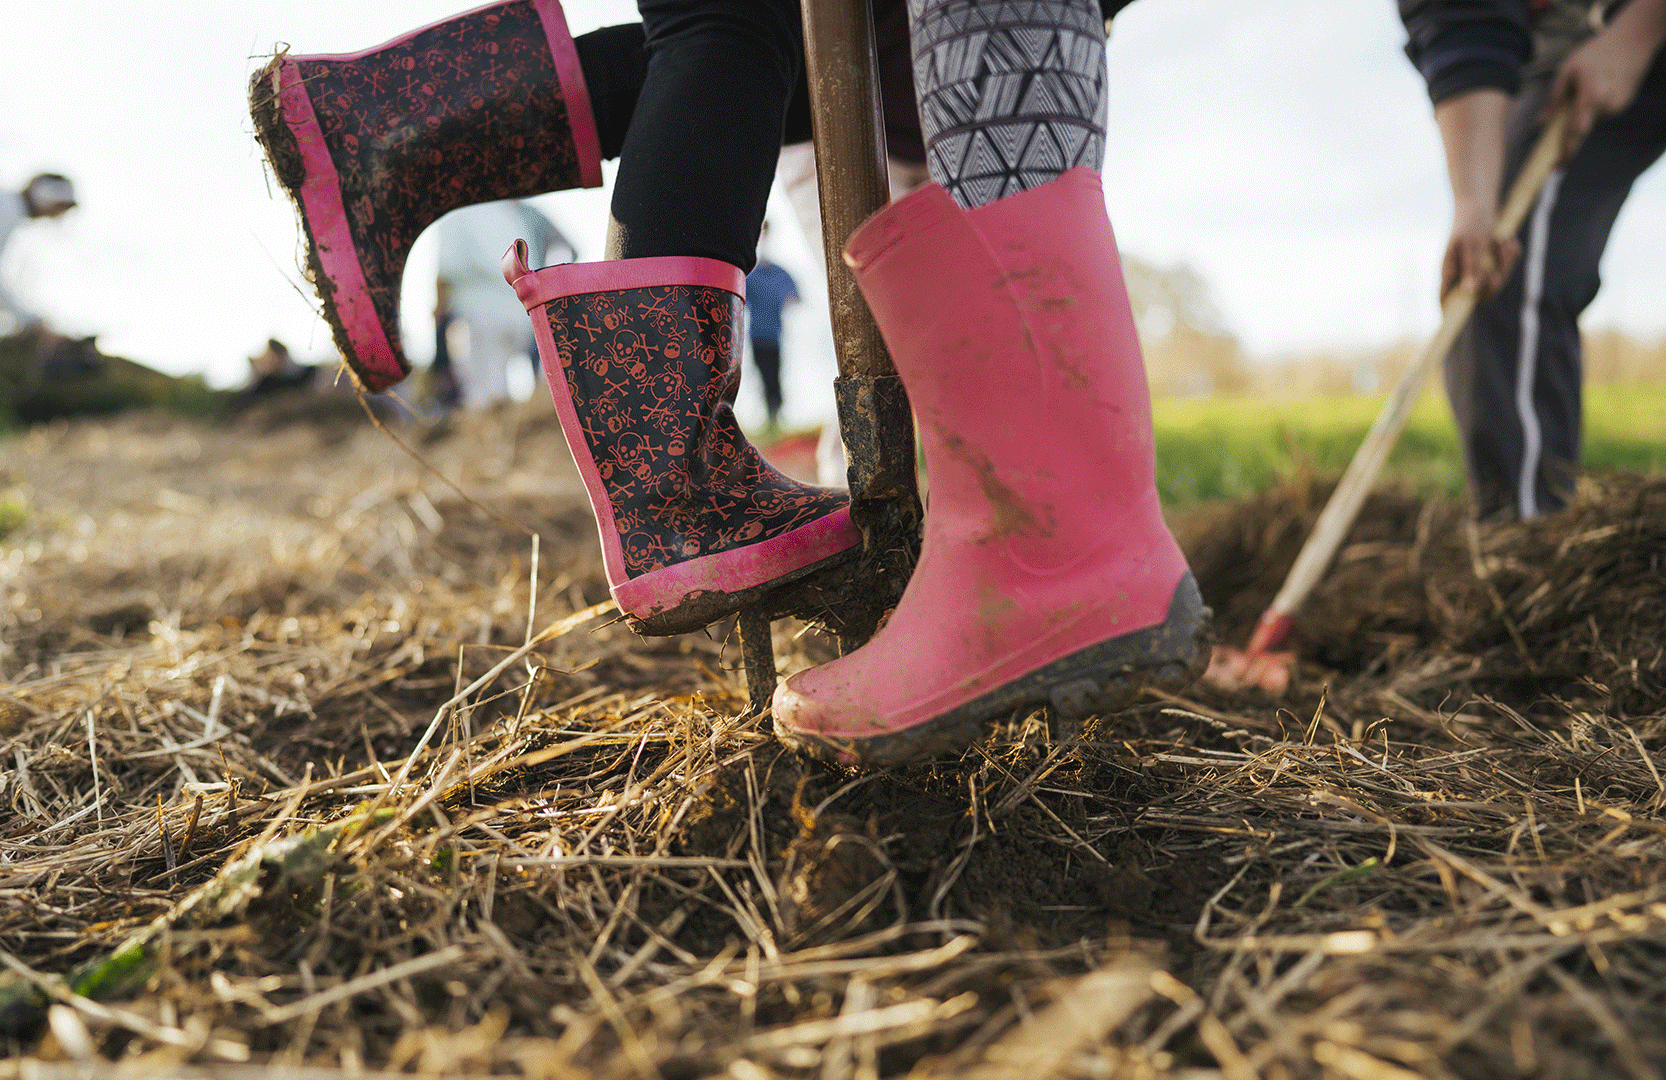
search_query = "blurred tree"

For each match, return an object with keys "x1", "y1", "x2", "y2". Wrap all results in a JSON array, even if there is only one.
[
  {"x1": 1123, "y1": 256, "x2": 1249, "y2": 397},
  {"x1": 1584, "y1": 329, "x2": 1666, "y2": 385}
]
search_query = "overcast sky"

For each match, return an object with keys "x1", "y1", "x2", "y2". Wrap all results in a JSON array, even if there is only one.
[{"x1": 2, "y1": 1, "x2": 1663, "y2": 422}]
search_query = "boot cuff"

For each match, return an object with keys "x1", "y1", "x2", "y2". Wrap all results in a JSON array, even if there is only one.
[{"x1": 503, "y1": 247, "x2": 746, "y2": 311}]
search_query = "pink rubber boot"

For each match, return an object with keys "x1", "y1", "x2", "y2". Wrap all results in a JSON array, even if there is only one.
[
  {"x1": 250, "y1": 0, "x2": 602, "y2": 391},
  {"x1": 504, "y1": 245, "x2": 862, "y2": 635},
  {"x1": 772, "y1": 168, "x2": 1209, "y2": 766}
]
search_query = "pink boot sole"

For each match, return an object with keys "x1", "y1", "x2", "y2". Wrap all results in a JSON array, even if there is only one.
[{"x1": 776, "y1": 576, "x2": 1209, "y2": 766}]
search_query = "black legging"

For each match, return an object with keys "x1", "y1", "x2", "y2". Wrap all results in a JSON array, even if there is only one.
[
  {"x1": 605, "y1": 0, "x2": 804, "y2": 270},
  {"x1": 575, "y1": 6, "x2": 913, "y2": 184},
  {"x1": 572, "y1": 1, "x2": 905, "y2": 272}
]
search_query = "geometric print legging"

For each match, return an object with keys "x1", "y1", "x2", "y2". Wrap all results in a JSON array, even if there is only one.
[{"x1": 907, "y1": 0, "x2": 1107, "y2": 209}]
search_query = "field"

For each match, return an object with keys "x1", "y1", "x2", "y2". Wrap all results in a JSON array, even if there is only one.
[
  {"x1": 1, "y1": 393, "x2": 1664, "y2": 1079},
  {"x1": 1151, "y1": 384, "x2": 1666, "y2": 506}
]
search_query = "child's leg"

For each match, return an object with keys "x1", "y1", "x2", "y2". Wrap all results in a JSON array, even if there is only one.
[
  {"x1": 609, "y1": 0, "x2": 805, "y2": 270},
  {"x1": 772, "y1": 0, "x2": 1208, "y2": 765},
  {"x1": 505, "y1": 1, "x2": 862, "y2": 635}
]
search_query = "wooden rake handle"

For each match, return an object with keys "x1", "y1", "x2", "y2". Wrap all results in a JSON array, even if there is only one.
[{"x1": 1245, "y1": 105, "x2": 1571, "y2": 656}]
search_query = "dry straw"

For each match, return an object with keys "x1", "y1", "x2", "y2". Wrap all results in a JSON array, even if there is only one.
[{"x1": 1, "y1": 406, "x2": 1663, "y2": 1078}]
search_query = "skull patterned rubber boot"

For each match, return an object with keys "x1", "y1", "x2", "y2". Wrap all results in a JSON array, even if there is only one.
[
  {"x1": 504, "y1": 244, "x2": 863, "y2": 636},
  {"x1": 250, "y1": 0, "x2": 602, "y2": 391},
  {"x1": 772, "y1": 169, "x2": 1211, "y2": 766}
]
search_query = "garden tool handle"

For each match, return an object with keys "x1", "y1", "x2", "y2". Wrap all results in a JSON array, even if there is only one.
[
  {"x1": 798, "y1": 0, "x2": 923, "y2": 657},
  {"x1": 799, "y1": 0, "x2": 925, "y2": 499},
  {"x1": 1251, "y1": 104, "x2": 1571, "y2": 654},
  {"x1": 801, "y1": 0, "x2": 922, "y2": 525},
  {"x1": 799, "y1": 0, "x2": 893, "y2": 380},
  {"x1": 733, "y1": 0, "x2": 924, "y2": 713}
]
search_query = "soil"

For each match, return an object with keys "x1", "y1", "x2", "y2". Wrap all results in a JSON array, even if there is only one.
[{"x1": 1, "y1": 403, "x2": 1663, "y2": 1078}]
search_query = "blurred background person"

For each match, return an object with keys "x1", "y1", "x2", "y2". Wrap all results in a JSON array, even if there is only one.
[
  {"x1": 435, "y1": 199, "x2": 576, "y2": 408},
  {"x1": 429, "y1": 279, "x2": 462, "y2": 413},
  {"x1": 0, "y1": 173, "x2": 77, "y2": 335},
  {"x1": 1402, "y1": 0, "x2": 1666, "y2": 520},
  {"x1": 234, "y1": 338, "x2": 315, "y2": 398},
  {"x1": 744, "y1": 220, "x2": 799, "y2": 433}
]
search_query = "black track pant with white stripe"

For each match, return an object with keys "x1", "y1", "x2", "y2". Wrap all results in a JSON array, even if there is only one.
[{"x1": 1445, "y1": 44, "x2": 1666, "y2": 521}]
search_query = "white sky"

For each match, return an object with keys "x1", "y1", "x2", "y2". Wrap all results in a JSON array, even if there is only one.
[{"x1": 2, "y1": 1, "x2": 1662, "y2": 424}]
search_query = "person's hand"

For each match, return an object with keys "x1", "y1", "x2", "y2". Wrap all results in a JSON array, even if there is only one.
[
  {"x1": 1548, "y1": 0, "x2": 1666, "y2": 161},
  {"x1": 1433, "y1": 89, "x2": 1518, "y2": 302},
  {"x1": 1442, "y1": 195, "x2": 1521, "y2": 302}
]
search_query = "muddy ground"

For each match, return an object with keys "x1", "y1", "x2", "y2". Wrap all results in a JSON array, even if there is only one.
[{"x1": 1, "y1": 399, "x2": 1663, "y2": 1079}]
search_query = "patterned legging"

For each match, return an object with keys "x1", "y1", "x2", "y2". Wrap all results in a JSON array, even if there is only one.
[{"x1": 908, "y1": 0, "x2": 1107, "y2": 208}]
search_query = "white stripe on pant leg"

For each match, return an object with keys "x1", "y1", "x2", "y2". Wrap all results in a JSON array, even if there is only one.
[{"x1": 1514, "y1": 168, "x2": 1563, "y2": 520}]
